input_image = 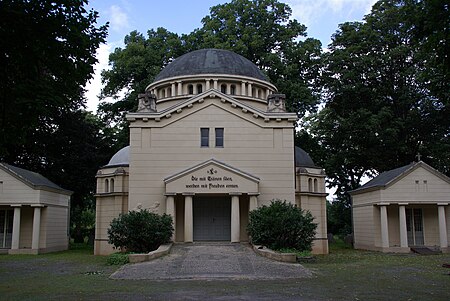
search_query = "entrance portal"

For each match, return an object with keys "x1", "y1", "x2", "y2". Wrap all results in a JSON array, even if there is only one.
[
  {"x1": 193, "y1": 196, "x2": 231, "y2": 241},
  {"x1": 406, "y1": 208, "x2": 424, "y2": 246}
]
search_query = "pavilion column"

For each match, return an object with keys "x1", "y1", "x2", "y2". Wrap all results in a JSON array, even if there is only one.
[
  {"x1": 11, "y1": 205, "x2": 21, "y2": 250},
  {"x1": 247, "y1": 83, "x2": 252, "y2": 97},
  {"x1": 31, "y1": 205, "x2": 43, "y2": 251},
  {"x1": 171, "y1": 83, "x2": 176, "y2": 96},
  {"x1": 213, "y1": 79, "x2": 218, "y2": 90},
  {"x1": 249, "y1": 194, "x2": 258, "y2": 212},
  {"x1": 183, "y1": 193, "x2": 194, "y2": 243},
  {"x1": 205, "y1": 79, "x2": 210, "y2": 90},
  {"x1": 165, "y1": 194, "x2": 176, "y2": 241},
  {"x1": 230, "y1": 193, "x2": 241, "y2": 243},
  {"x1": 398, "y1": 204, "x2": 408, "y2": 248},
  {"x1": 241, "y1": 81, "x2": 246, "y2": 96},
  {"x1": 177, "y1": 81, "x2": 183, "y2": 95},
  {"x1": 438, "y1": 204, "x2": 448, "y2": 249},
  {"x1": 380, "y1": 204, "x2": 390, "y2": 249}
]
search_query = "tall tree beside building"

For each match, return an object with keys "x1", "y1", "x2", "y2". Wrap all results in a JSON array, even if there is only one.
[
  {"x1": 0, "y1": 0, "x2": 111, "y2": 241},
  {"x1": 298, "y1": 0, "x2": 449, "y2": 234}
]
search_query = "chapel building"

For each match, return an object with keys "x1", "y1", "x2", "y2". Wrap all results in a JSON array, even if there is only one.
[{"x1": 94, "y1": 49, "x2": 328, "y2": 255}]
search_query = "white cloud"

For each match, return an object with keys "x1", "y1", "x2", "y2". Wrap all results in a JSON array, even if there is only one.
[
  {"x1": 285, "y1": 0, "x2": 378, "y2": 28},
  {"x1": 108, "y1": 4, "x2": 130, "y2": 33},
  {"x1": 85, "y1": 43, "x2": 112, "y2": 112}
]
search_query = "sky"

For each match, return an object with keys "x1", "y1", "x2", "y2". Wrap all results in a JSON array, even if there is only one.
[{"x1": 85, "y1": 0, "x2": 378, "y2": 112}]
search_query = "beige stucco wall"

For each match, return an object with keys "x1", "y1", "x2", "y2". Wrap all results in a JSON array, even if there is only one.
[
  {"x1": 128, "y1": 99, "x2": 295, "y2": 214},
  {"x1": 94, "y1": 194, "x2": 129, "y2": 255},
  {"x1": 381, "y1": 167, "x2": 450, "y2": 203},
  {"x1": 0, "y1": 169, "x2": 39, "y2": 204},
  {"x1": 43, "y1": 206, "x2": 69, "y2": 251},
  {"x1": 352, "y1": 205, "x2": 375, "y2": 250}
]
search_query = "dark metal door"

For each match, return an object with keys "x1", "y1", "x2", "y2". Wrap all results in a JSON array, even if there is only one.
[{"x1": 193, "y1": 196, "x2": 231, "y2": 241}]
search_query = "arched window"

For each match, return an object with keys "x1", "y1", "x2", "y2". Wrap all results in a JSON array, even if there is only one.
[
  {"x1": 167, "y1": 88, "x2": 172, "y2": 97},
  {"x1": 110, "y1": 179, "x2": 115, "y2": 193},
  {"x1": 188, "y1": 84, "x2": 194, "y2": 94},
  {"x1": 308, "y1": 178, "x2": 312, "y2": 192},
  {"x1": 230, "y1": 85, "x2": 236, "y2": 95},
  {"x1": 314, "y1": 179, "x2": 318, "y2": 192},
  {"x1": 197, "y1": 84, "x2": 203, "y2": 94},
  {"x1": 105, "y1": 179, "x2": 109, "y2": 193},
  {"x1": 221, "y1": 84, "x2": 227, "y2": 94},
  {"x1": 161, "y1": 89, "x2": 166, "y2": 98}
]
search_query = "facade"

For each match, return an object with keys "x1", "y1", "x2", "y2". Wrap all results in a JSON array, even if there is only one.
[
  {"x1": 94, "y1": 49, "x2": 328, "y2": 255},
  {"x1": 0, "y1": 163, "x2": 72, "y2": 254},
  {"x1": 350, "y1": 161, "x2": 450, "y2": 253}
]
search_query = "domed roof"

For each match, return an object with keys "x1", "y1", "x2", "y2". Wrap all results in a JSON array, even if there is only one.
[
  {"x1": 106, "y1": 146, "x2": 129, "y2": 167},
  {"x1": 154, "y1": 48, "x2": 269, "y2": 82},
  {"x1": 295, "y1": 147, "x2": 317, "y2": 168}
]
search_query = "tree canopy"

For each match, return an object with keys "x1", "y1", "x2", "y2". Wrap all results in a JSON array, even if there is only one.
[
  {"x1": 297, "y1": 0, "x2": 449, "y2": 234},
  {"x1": 0, "y1": 0, "x2": 112, "y2": 241}
]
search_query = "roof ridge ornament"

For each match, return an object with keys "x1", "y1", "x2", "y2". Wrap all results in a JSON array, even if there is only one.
[
  {"x1": 267, "y1": 93, "x2": 286, "y2": 113},
  {"x1": 137, "y1": 91, "x2": 157, "y2": 113},
  {"x1": 416, "y1": 153, "x2": 422, "y2": 162}
]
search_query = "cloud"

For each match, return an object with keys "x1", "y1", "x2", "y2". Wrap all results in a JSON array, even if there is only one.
[
  {"x1": 108, "y1": 4, "x2": 130, "y2": 33},
  {"x1": 85, "y1": 43, "x2": 112, "y2": 112},
  {"x1": 285, "y1": 0, "x2": 378, "y2": 27}
]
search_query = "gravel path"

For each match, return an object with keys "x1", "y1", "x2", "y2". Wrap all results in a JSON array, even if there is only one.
[{"x1": 111, "y1": 243, "x2": 312, "y2": 280}]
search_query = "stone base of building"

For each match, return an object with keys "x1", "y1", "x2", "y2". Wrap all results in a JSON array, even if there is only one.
[
  {"x1": 311, "y1": 238, "x2": 329, "y2": 255},
  {"x1": 7, "y1": 244, "x2": 68, "y2": 255}
]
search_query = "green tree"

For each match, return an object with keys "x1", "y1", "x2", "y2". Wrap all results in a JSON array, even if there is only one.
[
  {"x1": 299, "y1": 0, "x2": 449, "y2": 234},
  {"x1": 99, "y1": 0, "x2": 322, "y2": 138},
  {"x1": 0, "y1": 0, "x2": 110, "y2": 242},
  {"x1": 0, "y1": 0, "x2": 108, "y2": 158}
]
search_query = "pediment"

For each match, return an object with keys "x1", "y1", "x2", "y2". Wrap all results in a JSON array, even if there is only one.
[
  {"x1": 164, "y1": 159, "x2": 259, "y2": 194},
  {"x1": 127, "y1": 89, "x2": 297, "y2": 126}
]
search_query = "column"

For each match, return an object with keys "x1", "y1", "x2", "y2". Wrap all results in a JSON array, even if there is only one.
[
  {"x1": 177, "y1": 81, "x2": 183, "y2": 95},
  {"x1": 249, "y1": 194, "x2": 258, "y2": 212},
  {"x1": 11, "y1": 205, "x2": 21, "y2": 250},
  {"x1": 166, "y1": 194, "x2": 176, "y2": 241},
  {"x1": 184, "y1": 193, "x2": 194, "y2": 243},
  {"x1": 193, "y1": 84, "x2": 198, "y2": 94},
  {"x1": 171, "y1": 82, "x2": 176, "y2": 96},
  {"x1": 241, "y1": 81, "x2": 246, "y2": 96},
  {"x1": 438, "y1": 204, "x2": 448, "y2": 249},
  {"x1": 247, "y1": 83, "x2": 252, "y2": 97},
  {"x1": 380, "y1": 204, "x2": 389, "y2": 249},
  {"x1": 230, "y1": 193, "x2": 241, "y2": 243},
  {"x1": 398, "y1": 204, "x2": 408, "y2": 248},
  {"x1": 205, "y1": 79, "x2": 210, "y2": 90},
  {"x1": 32, "y1": 206, "x2": 42, "y2": 250},
  {"x1": 213, "y1": 79, "x2": 218, "y2": 90}
]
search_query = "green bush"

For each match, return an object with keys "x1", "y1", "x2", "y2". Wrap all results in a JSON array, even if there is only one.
[
  {"x1": 247, "y1": 199, "x2": 317, "y2": 251},
  {"x1": 107, "y1": 209, "x2": 173, "y2": 253},
  {"x1": 106, "y1": 252, "x2": 130, "y2": 265}
]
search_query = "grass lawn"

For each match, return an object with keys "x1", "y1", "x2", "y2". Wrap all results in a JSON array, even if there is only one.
[{"x1": 0, "y1": 242, "x2": 449, "y2": 300}]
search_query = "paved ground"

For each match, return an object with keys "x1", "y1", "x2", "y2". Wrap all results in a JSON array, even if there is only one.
[{"x1": 111, "y1": 243, "x2": 312, "y2": 280}]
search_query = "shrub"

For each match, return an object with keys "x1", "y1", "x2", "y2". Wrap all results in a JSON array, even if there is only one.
[
  {"x1": 106, "y1": 252, "x2": 130, "y2": 265},
  {"x1": 107, "y1": 209, "x2": 173, "y2": 253},
  {"x1": 247, "y1": 199, "x2": 317, "y2": 251}
]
